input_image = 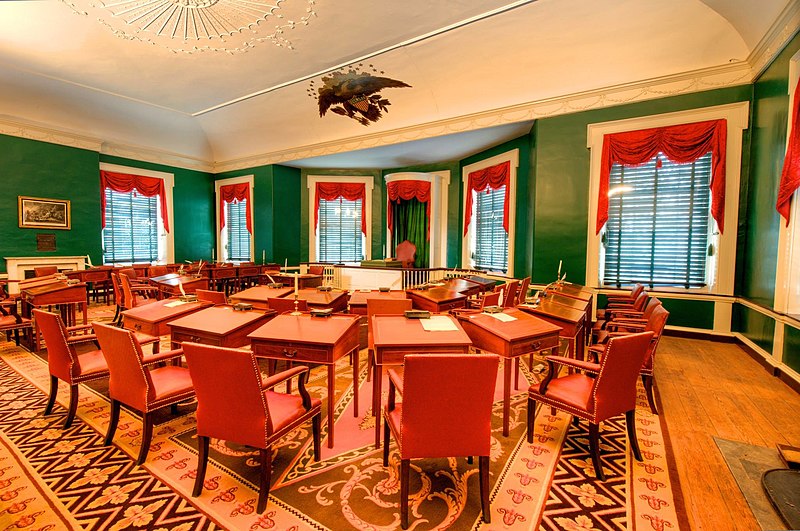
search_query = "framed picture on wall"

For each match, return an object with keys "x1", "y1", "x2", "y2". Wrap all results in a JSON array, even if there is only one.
[{"x1": 18, "y1": 196, "x2": 71, "y2": 230}]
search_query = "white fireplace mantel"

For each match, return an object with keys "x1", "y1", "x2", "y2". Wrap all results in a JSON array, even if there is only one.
[{"x1": 4, "y1": 256, "x2": 87, "y2": 294}]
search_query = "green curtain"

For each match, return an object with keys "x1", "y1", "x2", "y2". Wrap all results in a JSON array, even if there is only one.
[{"x1": 391, "y1": 198, "x2": 429, "y2": 267}]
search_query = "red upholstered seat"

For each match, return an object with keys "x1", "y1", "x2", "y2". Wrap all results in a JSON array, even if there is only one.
[
  {"x1": 527, "y1": 331, "x2": 653, "y2": 481},
  {"x1": 395, "y1": 240, "x2": 417, "y2": 268},
  {"x1": 183, "y1": 342, "x2": 321, "y2": 513},
  {"x1": 34, "y1": 309, "x2": 109, "y2": 429},
  {"x1": 93, "y1": 322, "x2": 193, "y2": 465},
  {"x1": 383, "y1": 353, "x2": 499, "y2": 529}
]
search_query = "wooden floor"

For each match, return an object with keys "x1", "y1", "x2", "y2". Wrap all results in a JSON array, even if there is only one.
[{"x1": 657, "y1": 335, "x2": 800, "y2": 531}]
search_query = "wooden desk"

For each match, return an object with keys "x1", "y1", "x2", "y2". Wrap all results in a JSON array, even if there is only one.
[
  {"x1": 441, "y1": 277, "x2": 483, "y2": 298},
  {"x1": 360, "y1": 259, "x2": 403, "y2": 268},
  {"x1": 22, "y1": 281, "x2": 88, "y2": 350},
  {"x1": 270, "y1": 274, "x2": 323, "y2": 289},
  {"x1": 149, "y1": 273, "x2": 209, "y2": 298},
  {"x1": 371, "y1": 314, "x2": 472, "y2": 447},
  {"x1": 167, "y1": 306, "x2": 274, "y2": 348},
  {"x1": 518, "y1": 300, "x2": 585, "y2": 360},
  {"x1": 456, "y1": 308, "x2": 561, "y2": 436},
  {"x1": 347, "y1": 290, "x2": 407, "y2": 315},
  {"x1": 249, "y1": 314, "x2": 361, "y2": 449},
  {"x1": 460, "y1": 275, "x2": 497, "y2": 293},
  {"x1": 65, "y1": 266, "x2": 113, "y2": 303},
  {"x1": 121, "y1": 298, "x2": 212, "y2": 336},
  {"x1": 544, "y1": 287, "x2": 593, "y2": 341},
  {"x1": 228, "y1": 286, "x2": 294, "y2": 310},
  {"x1": 296, "y1": 288, "x2": 348, "y2": 312},
  {"x1": 406, "y1": 287, "x2": 466, "y2": 312}
]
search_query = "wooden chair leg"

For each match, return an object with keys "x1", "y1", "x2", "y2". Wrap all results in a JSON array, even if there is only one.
[
  {"x1": 467, "y1": 455, "x2": 473, "y2": 464},
  {"x1": 626, "y1": 410, "x2": 642, "y2": 461},
  {"x1": 642, "y1": 374, "x2": 658, "y2": 415},
  {"x1": 44, "y1": 376, "x2": 58, "y2": 416},
  {"x1": 312, "y1": 413, "x2": 321, "y2": 461},
  {"x1": 64, "y1": 384, "x2": 79, "y2": 429},
  {"x1": 383, "y1": 416, "x2": 391, "y2": 466},
  {"x1": 257, "y1": 447, "x2": 272, "y2": 513},
  {"x1": 588, "y1": 422, "x2": 605, "y2": 481},
  {"x1": 479, "y1": 455, "x2": 490, "y2": 523},
  {"x1": 192, "y1": 435, "x2": 209, "y2": 497},
  {"x1": 137, "y1": 412, "x2": 154, "y2": 465},
  {"x1": 105, "y1": 399, "x2": 121, "y2": 446},
  {"x1": 526, "y1": 397, "x2": 537, "y2": 443},
  {"x1": 400, "y1": 458, "x2": 410, "y2": 530}
]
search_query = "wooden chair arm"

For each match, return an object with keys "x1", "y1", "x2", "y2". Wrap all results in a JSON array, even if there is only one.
[
  {"x1": 142, "y1": 348, "x2": 184, "y2": 366},
  {"x1": 544, "y1": 354, "x2": 601, "y2": 373},
  {"x1": 261, "y1": 366, "x2": 313, "y2": 410}
]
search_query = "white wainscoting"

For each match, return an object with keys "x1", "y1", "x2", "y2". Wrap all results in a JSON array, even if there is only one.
[{"x1": 4, "y1": 256, "x2": 86, "y2": 294}]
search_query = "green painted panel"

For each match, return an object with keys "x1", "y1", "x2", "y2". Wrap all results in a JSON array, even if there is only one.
[
  {"x1": 100, "y1": 154, "x2": 214, "y2": 263},
  {"x1": 0, "y1": 135, "x2": 102, "y2": 271},
  {"x1": 273, "y1": 165, "x2": 301, "y2": 265},
  {"x1": 658, "y1": 298, "x2": 714, "y2": 330},
  {"x1": 733, "y1": 303, "x2": 775, "y2": 354},
  {"x1": 783, "y1": 323, "x2": 800, "y2": 373},
  {"x1": 533, "y1": 86, "x2": 752, "y2": 288},
  {"x1": 742, "y1": 31, "x2": 800, "y2": 307}
]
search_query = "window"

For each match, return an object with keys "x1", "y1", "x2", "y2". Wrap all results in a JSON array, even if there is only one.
[
  {"x1": 103, "y1": 188, "x2": 162, "y2": 264},
  {"x1": 602, "y1": 153, "x2": 712, "y2": 288},
  {"x1": 100, "y1": 164, "x2": 173, "y2": 265},
  {"x1": 473, "y1": 186, "x2": 509, "y2": 272},
  {"x1": 224, "y1": 199, "x2": 251, "y2": 261},
  {"x1": 461, "y1": 150, "x2": 518, "y2": 276},
  {"x1": 318, "y1": 197, "x2": 363, "y2": 262}
]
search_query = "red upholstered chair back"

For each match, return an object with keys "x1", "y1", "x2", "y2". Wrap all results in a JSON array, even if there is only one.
[
  {"x1": 92, "y1": 322, "x2": 153, "y2": 411},
  {"x1": 183, "y1": 342, "x2": 269, "y2": 448},
  {"x1": 308, "y1": 265, "x2": 325, "y2": 276},
  {"x1": 479, "y1": 290, "x2": 501, "y2": 309},
  {"x1": 516, "y1": 277, "x2": 531, "y2": 305},
  {"x1": 33, "y1": 309, "x2": 77, "y2": 382},
  {"x1": 110, "y1": 273, "x2": 124, "y2": 307},
  {"x1": 196, "y1": 289, "x2": 227, "y2": 305},
  {"x1": 118, "y1": 267, "x2": 138, "y2": 280},
  {"x1": 642, "y1": 297, "x2": 662, "y2": 320},
  {"x1": 367, "y1": 298, "x2": 412, "y2": 348},
  {"x1": 395, "y1": 240, "x2": 417, "y2": 268},
  {"x1": 631, "y1": 291, "x2": 648, "y2": 312},
  {"x1": 397, "y1": 354, "x2": 499, "y2": 459},
  {"x1": 631, "y1": 283, "x2": 645, "y2": 299},
  {"x1": 591, "y1": 331, "x2": 653, "y2": 421},
  {"x1": 34, "y1": 266, "x2": 58, "y2": 277},
  {"x1": 501, "y1": 280, "x2": 519, "y2": 308},
  {"x1": 149, "y1": 265, "x2": 168, "y2": 277},
  {"x1": 268, "y1": 297, "x2": 308, "y2": 314},
  {"x1": 642, "y1": 305, "x2": 669, "y2": 371}
]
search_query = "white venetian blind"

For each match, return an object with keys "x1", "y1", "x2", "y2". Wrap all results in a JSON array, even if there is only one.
[
  {"x1": 225, "y1": 199, "x2": 250, "y2": 261},
  {"x1": 318, "y1": 197, "x2": 363, "y2": 263},
  {"x1": 102, "y1": 188, "x2": 160, "y2": 264},
  {"x1": 473, "y1": 186, "x2": 508, "y2": 273}
]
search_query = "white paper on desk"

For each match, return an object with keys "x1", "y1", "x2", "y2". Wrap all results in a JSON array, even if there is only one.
[
  {"x1": 485, "y1": 312, "x2": 517, "y2": 322},
  {"x1": 164, "y1": 300, "x2": 188, "y2": 308},
  {"x1": 420, "y1": 316, "x2": 459, "y2": 331}
]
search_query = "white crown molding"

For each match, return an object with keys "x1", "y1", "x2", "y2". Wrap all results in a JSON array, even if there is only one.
[
  {"x1": 100, "y1": 142, "x2": 213, "y2": 172},
  {"x1": 0, "y1": 116, "x2": 102, "y2": 151},
  {"x1": 747, "y1": 0, "x2": 800, "y2": 78},
  {"x1": 213, "y1": 62, "x2": 754, "y2": 172}
]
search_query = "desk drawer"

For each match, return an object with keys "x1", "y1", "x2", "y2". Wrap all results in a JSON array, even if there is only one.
[
  {"x1": 253, "y1": 342, "x2": 330, "y2": 363},
  {"x1": 171, "y1": 330, "x2": 222, "y2": 347},
  {"x1": 511, "y1": 335, "x2": 559, "y2": 356}
]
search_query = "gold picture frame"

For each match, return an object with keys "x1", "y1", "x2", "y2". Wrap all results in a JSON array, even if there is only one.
[{"x1": 18, "y1": 196, "x2": 71, "y2": 230}]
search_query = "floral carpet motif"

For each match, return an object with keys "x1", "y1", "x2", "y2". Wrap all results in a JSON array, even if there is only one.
[{"x1": 0, "y1": 324, "x2": 679, "y2": 530}]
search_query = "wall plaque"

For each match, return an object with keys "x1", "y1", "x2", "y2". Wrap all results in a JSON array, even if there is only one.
[{"x1": 36, "y1": 233, "x2": 56, "y2": 252}]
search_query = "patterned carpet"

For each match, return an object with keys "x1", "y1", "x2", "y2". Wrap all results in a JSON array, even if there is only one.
[{"x1": 0, "y1": 312, "x2": 680, "y2": 530}]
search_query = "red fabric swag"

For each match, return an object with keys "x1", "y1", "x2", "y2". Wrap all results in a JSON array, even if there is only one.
[
  {"x1": 386, "y1": 180, "x2": 431, "y2": 240},
  {"x1": 100, "y1": 170, "x2": 170, "y2": 233},
  {"x1": 777, "y1": 78, "x2": 800, "y2": 226},
  {"x1": 314, "y1": 182, "x2": 366, "y2": 235},
  {"x1": 219, "y1": 183, "x2": 252, "y2": 234},
  {"x1": 596, "y1": 119, "x2": 727, "y2": 234},
  {"x1": 463, "y1": 161, "x2": 510, "y2": 236}
]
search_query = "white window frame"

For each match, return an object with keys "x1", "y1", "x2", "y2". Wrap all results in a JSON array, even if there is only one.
[
  {"x1": 586, "y1": 103, "x2": 749, "y2": 296},
  {"x1": 99, "y1": 162, "x2": 174, "y2": 265},
  {"x1": 307, "y1": 175, "x2": 374, "y2": 263},
  {"x1": 461, "y1": 149, "x2": 518, "y2": 277},
  {"x1": 215, "y1": 175, "x2": 254, "y2": 263}
]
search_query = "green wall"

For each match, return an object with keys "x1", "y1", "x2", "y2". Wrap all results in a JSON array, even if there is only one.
[
  {"x1": 733, "y1": 303, "x2": 776, "y2": 354},
  {"x1": 0, "y1": 135, "x2": 101, "y2": 271},
  {"x1": 215, "y1": 164, "x2": 301, "y2": 266},
  {"x1": 783, "y1": 323, "x2": 800, "y2": 372}
]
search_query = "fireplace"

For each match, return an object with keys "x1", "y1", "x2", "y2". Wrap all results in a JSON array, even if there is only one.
[{"x1": 4, "y1": 256, "x2": 87, "y2": 294}]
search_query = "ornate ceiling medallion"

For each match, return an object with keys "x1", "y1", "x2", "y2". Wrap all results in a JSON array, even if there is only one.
[
  {"x1": 309, "y1": 65, "x2": 411, "y2": 126},
  {"x1": 61, "y1": 0, "x2": 316, "y2": 54}
]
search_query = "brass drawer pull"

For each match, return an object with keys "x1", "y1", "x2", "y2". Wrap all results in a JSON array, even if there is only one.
[{"x1": 283, "y1": 349, "x2": 297, "y2": 358}]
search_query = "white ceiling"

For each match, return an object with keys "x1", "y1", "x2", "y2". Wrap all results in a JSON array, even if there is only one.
[{"x1": 0, "y1": 0, "x2": 796, "y2": 171}]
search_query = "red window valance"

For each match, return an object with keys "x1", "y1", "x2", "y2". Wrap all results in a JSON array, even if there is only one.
[
  {"x1": 219, "y1": 183, "x2": 252, "y2": 234},
  {"x1": 596, "y1": 119, "x2": 727, "y2": 234},
  {"x1": 100, "y1": 170, "x2": 170, "y2": 233},
  {"x1": 314, "y1": 182, "x2": 367, "y2": 234},
  {"x1": 387, "y1": 180, "x2": 431, "y2": 239},
  {"x1": 777, "y1": 78, "x2": 800, "y2": 226},
  {"x1": 463, "y1": 161, "x2": 510, "y2": 236}
]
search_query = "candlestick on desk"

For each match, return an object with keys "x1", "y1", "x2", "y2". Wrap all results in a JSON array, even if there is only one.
[
  {"x1": 284, "y1": 258, "x2": 288, "y2": 269},
  {"x1": 557, "y1": 260, "x2": 562, "y2": 280},
  {"x1": 262, "y1": 250, "x2": 266, "y2": 265},
  {"x1": 291, "y1": 273, "x2": 302, "y2": 315}
]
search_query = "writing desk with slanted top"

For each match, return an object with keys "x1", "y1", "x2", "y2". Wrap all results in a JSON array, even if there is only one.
[
  {"x1": 167, "y1": 305, "x2": 274, "y2": 348},
  {"x1": 121, "y1": 297, "x2": 213, "y2": 337}
]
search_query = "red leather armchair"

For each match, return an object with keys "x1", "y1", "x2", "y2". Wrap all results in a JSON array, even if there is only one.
[
  {"x1": 516, "y1": 276, "x2": 531, "y2": 305},
  {"x1": 527, "y1": 331, "x2": 653, "y2": 481},
  {"x1": 119, "y1": 273, "x2": 158, "y2": 310},
  {"x1": 501, "y1": 279, "x2": 520, "y2": 308},
  {"x1": 1, "y1": 299, "x2": 32, "y2": 348},
  {"x1": 182, "y1": 342, "x2": 321, "y2": 513},
  {"x1": 92, "y1": 323, "x2": 194, "y2": 465},
  {"x1": 383, "y1": 353, "x2": 499, "y2": 529},
  {"x1": 34, "y1": 309, "x2": 108, "y2": 428},
  {"x1": 395, "y1": 240, "x2": 417, "y2": 269}
]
